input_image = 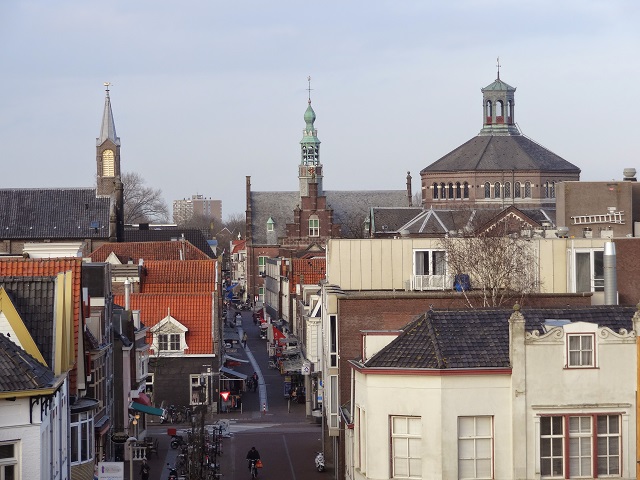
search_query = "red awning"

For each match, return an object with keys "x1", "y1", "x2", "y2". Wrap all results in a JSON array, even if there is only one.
[{"x1": 136, "y1": 392, "x2": 152, "y2": 406}]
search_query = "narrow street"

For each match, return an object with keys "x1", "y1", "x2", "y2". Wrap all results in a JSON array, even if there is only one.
[{"x1": 136, "y1": 306, "x2": 323, "y2": 480}]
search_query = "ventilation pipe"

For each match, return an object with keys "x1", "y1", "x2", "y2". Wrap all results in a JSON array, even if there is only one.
[
  {"x1": 603, "y1": 241, "x2": 617, "y2": 305},
  {"x1": 124, "y1": 279, "x2": 131, "y2": 311}
]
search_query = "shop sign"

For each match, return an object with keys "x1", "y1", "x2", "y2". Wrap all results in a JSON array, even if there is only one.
[
  {"x1": 110, "y1": 432, "x2": 129, "y2": 444},
  {"x1": 301, "y1": 361, "x2": 311, "y2": 375}
]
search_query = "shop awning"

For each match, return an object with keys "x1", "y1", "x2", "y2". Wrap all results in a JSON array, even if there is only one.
[
  {"x1": 281, "y1": 356, "x2": 304, "y2": 373},
  {"x1": 223, "y1": 354, "x2": 249, "y2": 364},
  {"x1": 130, "y1": 402, "x2": 164, "y2": 416},
  {"x1": 219, "y1": 367, "x2": 247, "y2": 380}
]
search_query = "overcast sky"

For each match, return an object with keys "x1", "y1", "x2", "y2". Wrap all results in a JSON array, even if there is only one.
[{"x1": 1, "y1": 1, "x2": 639, "y2": 219}]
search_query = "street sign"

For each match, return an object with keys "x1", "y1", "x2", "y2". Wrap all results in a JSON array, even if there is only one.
[
  {"x1": 301, "y1": 361, "x2": 311, "y2": 375},
  {"x1": 220, "y1": 391, "x2": 230, "y2": 401},
  {"x1": 110, "y1": 432, "x2": 129, "y2": 444}
]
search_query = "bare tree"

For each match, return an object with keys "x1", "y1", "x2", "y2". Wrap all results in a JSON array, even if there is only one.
[
  {"x1": 214, "y1": 213, "x2": 246, "y2": 252},
  {"x1": 122, "y1": 172, "x2": 169, "y2": 224},
  {"x1": 439, "y1": 231, "x2": 540, "y2": 308}
]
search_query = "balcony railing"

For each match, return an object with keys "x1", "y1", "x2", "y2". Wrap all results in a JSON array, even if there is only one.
[{"x1": 410, "y1": 274, "x2": 452, "y2": 291}]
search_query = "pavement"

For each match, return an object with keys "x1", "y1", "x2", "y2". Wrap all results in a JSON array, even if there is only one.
[{"x1": 128, "y1": 306, "x2": 323, "y2": 480}]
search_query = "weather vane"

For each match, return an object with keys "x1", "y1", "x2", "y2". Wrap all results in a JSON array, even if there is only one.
[
  {"x1": 496, "y1": 57, "x2": 501, "y2": 79},
  {"x1": 307, "y1": 76, "x2": 313, "y2": 104},
  {"x1": 104, "y1": 82, "x2": 111, "y2": 93}
]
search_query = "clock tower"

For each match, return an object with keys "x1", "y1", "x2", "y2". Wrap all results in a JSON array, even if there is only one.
[
  {"x1": 96, "y1": 83, "x2": 121, "y2": 197},
  {"x1": 299, "y1": 78, "x2": 322, "y2": 197}
]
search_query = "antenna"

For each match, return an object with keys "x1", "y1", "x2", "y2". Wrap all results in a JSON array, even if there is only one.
[{"x1": 307, "y1": 76, "x2": 313, "y2": 104}]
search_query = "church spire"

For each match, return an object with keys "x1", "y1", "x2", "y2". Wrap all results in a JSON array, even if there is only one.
[
  {"x1": 299, "y1": 76, "x2": 323, "y2": 197},
  {"x1": 97, "y1": 82, "x2": 120, "y2": 147}
]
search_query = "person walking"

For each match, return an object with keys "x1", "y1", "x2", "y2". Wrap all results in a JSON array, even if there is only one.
[
  {"x1": 242, "y1": 331, "x2": 248, "y2": 348},
  {"x1": 139, "y1": 457, "x2": 151, "y2": 480}
]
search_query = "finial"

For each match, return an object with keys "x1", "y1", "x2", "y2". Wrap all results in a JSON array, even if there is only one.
[
  {"x1": 307, "y1": 76, "x2": 313, "y2": 105},
  {"x1": 496, "y1": 57, "x2": 501, "y2": 80},
  {"x1": 104, "y1": 82, "x2": 111, "y2": 95}
]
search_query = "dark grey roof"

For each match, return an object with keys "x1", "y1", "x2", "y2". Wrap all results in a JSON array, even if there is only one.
[
  {"x1": 0, "y1": 333, "x2": 55, "y2": 392},
  {"x1": 123, "y1": 227, "x2": 215, "y2": 258},
  {"x1": 0, "y1": 188, "x2": 111, "y2": 239},
  {"x1": 250, "y1": 190, "x2": 409, "y2": 245},
  {"x1": 365, "y1": 306, "x2": 636, "y2": 369},
  {"x1": 380, "y1": 207, "x2": 555, "y2": 236},
  {"x1": 0, "y1": 277, "x2": 56, "y2": 367},
  {"x1": 370, "y1": 207, "x2": 423, "y2": 235},
  {"x1": 421, "y1": 135, "x2": 580, "y2": 174}
]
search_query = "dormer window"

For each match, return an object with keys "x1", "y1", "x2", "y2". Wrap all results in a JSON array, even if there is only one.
[
  {"x1": 266, "y1": 217, "x2": 275, "y2": 232},
  {"x1": 158, "y1": 333, "x2": 181, "y2": 352},
  {"x1": 567, "y1": 334, "x2": 594, "y2": 367},
  {"x1": 150, "y1": 314, "x2": 188, "y2": 355}
]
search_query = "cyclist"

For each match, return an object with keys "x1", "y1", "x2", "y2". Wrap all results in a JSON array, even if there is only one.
[{"x1": 246, "y1": 446, "x2": 261, "y2": 471}]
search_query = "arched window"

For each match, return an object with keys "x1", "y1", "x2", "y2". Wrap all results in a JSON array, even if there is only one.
[
  {"x1": 448, "y1": 183, "x2": 454, "y2": 199},
  {"x1": 455, "y1": 182, "x2": 461, "y2": 199},
  {"x1": 432, "y1": 183, "x2": 439, "y2": 200},
  {"x1": 494, "y1": 182, "x2": 501, "y2": 199},
  {"x1": 486, "y1": 101, "x2": 492, "y2": 122},
  {"x1": 514, "y1": 182, "x2": 521, "y2": 198},
  {"x1": 463, "y1": 182, "x2": 469, "y2": 199},
  {"x1": 504, "y1": 182, "x2": 511, "y2": 198},
  {"x1": 484, "y1": 182, "x2": 491, "y2": 199},
  {"x1": 525, "y1": 182, "x2": 532, "y2": 198},
  {"x1": 496, "y1": 100, "x2": 504, "y2": 117},
  {"x1": 102, "y1": 149, "x2": 115, "y2": 177},
  {"x1": 440, "y1": 183, "x2": 446, "y2": 199},
  {"x1": 544, "y1": 182, "x2": 549, "y2": 198},
  {"x1": 550, "y1": 181, "x2": 556, "y2": 198},
  {"x1": 507, "y1": 100, "x2": 513, "y2": 121}
]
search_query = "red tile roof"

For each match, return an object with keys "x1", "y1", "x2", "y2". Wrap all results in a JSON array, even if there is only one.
[
  {"x1": 291, "y1": 257, "x2": 326, "y2": 292},
  {"x1": 231, "y1": 240, "x2": 246, "y2": 254},
  {"x1": 90, "y1": 241, "x2": 210, "y2": 262},
  {"x1": 142, "y1": 260, "x2": 217, "y2": 293},
  {"x1": 0, "y1": 258, "x2": 82, "y2": 391},
  {"x1": 113, "y1": 293, "x2": 214, "y2": 355}
]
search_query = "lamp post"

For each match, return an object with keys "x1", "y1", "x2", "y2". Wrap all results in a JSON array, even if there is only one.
[{"x1": 126, "y1": 436, "x2": 137, "y2": 480}]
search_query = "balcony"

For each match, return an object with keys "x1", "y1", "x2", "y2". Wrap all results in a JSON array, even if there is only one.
[{"x1": 410, "y1": 274, "x2": 452, "y2": 291}]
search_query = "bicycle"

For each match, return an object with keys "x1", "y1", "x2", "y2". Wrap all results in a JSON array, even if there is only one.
[{"x1": 248, "y1": 459, "x2": 259, "y2": 478}]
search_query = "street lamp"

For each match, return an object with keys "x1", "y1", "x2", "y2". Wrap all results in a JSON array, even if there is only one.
[{"x1": 126, "y1": 436, "x2": 137, "y2": 480}]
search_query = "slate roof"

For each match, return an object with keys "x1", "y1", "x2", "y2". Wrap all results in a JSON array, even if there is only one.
[
  {"x1": 0, "y1": 259, "x2": 83, "y2": 390},
  {"x1": 142, "y1": 260, "x2": 217, "y2": 293},
  {"x1": 0, "y1": 276, "x2": 56, "y2": 367},
  {"x1": 250, "y1": 190, "x2": 410, "y2": 245},
  {"x1": 0, "y1": 333, "x2": 56, "y2": 392},
  {"x1": 123, "y1": 227, "x2": 215, "y2": 258},
  {"x1": 113, "y1": 293, "x2": 213, "y2": 354},
  {"x1": 370, "y1": 207, "x2": 423, "y2": 235},
  {"x1": 0, "y1": 188, "x2": 111, "y2": 239},
  {"x1": 365, "y1": 306, "x2": 637, "y2": 369},
  {"x1": 375, "y1": 207, "x2": 556, "y2": 236},
  {"x1": 90, "y1": 241, "x2": 210, "y2": 262},
  {"x1": 420, "y1": 135, "x2": 580, "y2": 174}
]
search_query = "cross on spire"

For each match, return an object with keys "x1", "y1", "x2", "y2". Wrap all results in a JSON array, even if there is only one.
[
  {"x1": 104, "y1": 82, "x2": 111, "y2": 95},
  {"x1": 496, "y1": 57, "x2": 501, "y2": 79},
  {"x1": 307, "y1": 76, "x2": 313, "y2": 105}
]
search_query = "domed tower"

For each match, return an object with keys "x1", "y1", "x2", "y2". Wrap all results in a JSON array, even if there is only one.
[
  {"x1": 479, "y1": 67, "x2": 519, "y2": 136},
  {"x1": 299, "y1": 77, "x2": 323, "y2": 197}
]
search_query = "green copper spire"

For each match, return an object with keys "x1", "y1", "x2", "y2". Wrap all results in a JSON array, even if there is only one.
[{"x1": 301, "y1": 77, "x2": 320, "y2": 165}]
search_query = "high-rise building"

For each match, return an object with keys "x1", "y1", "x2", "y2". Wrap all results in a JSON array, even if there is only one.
[{"x1": 172, "y1": 195, "x2": 222, "y2": 225}]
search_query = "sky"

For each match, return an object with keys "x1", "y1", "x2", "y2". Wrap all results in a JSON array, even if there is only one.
[{"x1": 1, "y1": 1, "x2": 639, "y2": 220}]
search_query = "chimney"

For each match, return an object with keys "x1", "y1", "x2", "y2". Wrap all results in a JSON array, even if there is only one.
[
  {"x1": 603, "y1": 241, "x2": 618, "y2": 305},
  {"x1": 132, "y1": 310, "x2": 141, "y2": 330},
  {"x1": 124, "y1": 279, "x2": 131, "y2": 311},
  {"x1": 406, "y1": 171, "x2": 412, "y2": 206}
]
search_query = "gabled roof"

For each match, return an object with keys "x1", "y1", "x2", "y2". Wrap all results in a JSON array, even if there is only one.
[
  {"x1": 231, "y1": 240, "x2": 246, "y2": 254},
  {"x1": 142, "y1": 260, "x2": 217, "y2": 293},
  {"x1": 365, "y1": 306, "x2": 637, "y2": 370},
  {"x1": 250, "y1": 190, "x2": 409, "y2": 245},
  {"x1": 0, "y1": 188, "x2": 111, "y2": 239},
  {"x1": 420, "y1": 135, "x2": 580, "y2": 174},
  {"x1": 370, "y1": 207, "x2": 423, "y2": 235},
  {"x1": 90, "y1": 241, "x2": 210, "y2": 263},
  {"x1": 0, "y1": 333, "x2": 56, "y2": 393},
  {"x1": 0, "y1": 259, "x2": 83, "y2": 388},
  {"x1": 123, "y1": 228, "x2": 215, "y2": 258},
  {"x1": 113, "y1": 293, "x2": 213, "y2": 354}
]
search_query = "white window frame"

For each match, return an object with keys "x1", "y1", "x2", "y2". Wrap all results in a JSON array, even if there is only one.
[
  {"x1": 567, "y1": 333, "x2": 595, "y2": 368},
  {"x1": 158, "y1": 333, "x2": 181, "y2": 352},
  {"x1": 189, "y1": 374, "x2": 208, "y2": 405},
  {"x1": 458, "y1": 416, "x2": 493, "y2": 479},
  {"x1": 329, "y1": 375, "x2": 339, "y2": 429},
  {"x1": 571, "y1": 249, "x2": 604, "y2": 293},
  {"x1": 309, "y1": 216, "x2": 320, "y2": 237},
  {"x1": 258, "y1": 286, "x2": 264, "y2": 302},
  {"x1": 70, "y1": 411, "x2": 94, "y2": 465},
  {"x1": 0, "y1": 441, "x2": 19, "y2": 480},
  {"x1": 412, "y1": 249, "x2": 448, "y2": 290},
  {"x1": 258, "y1": 256, "x2": 267, "y2": 274},
  {"x1": 329, "y1": 314, "x2": 338, "y2": 368},
  {"x1": 391, "y1": 416, "x2": 422, "y2": 479}
]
